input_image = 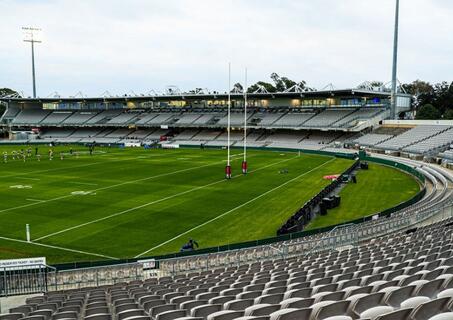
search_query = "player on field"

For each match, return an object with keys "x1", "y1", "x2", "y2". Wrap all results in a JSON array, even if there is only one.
[{"x1": 3, "y1": 152, "x2": 7, "y2": 163}]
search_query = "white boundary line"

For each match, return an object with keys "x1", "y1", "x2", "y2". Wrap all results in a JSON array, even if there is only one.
[
  {"x1": 134, "y1": 158, "x2": 335, "y2": 258},
  {"x1": 34, "y1": 155, "x2": 302, "y2": 242},
  {"x1": 26, "y1": 198, "x2": 44, "y2": 202},
  {"x1": 0, "y1": 153, "x2": 247, "y2": 216},
  {"x1": 0, "y1": 236, "x2": 118, "y2": 260}
]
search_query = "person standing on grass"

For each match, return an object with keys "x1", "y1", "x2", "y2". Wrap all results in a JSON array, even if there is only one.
[
  {"x1": 3, "y1": 152, "x2": 7, "y2": 163},
  {"x1": 37, "y1": 153, "x2": 41, "y2": 162},
  {"x1": 35, "y1": 147, "x2": 38, "y2": 156}
]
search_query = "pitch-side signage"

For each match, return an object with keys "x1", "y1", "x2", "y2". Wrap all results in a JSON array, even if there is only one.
[
  {"x1": 138, "y1": 259, "x2": 157, "y2": 270},
  {"x1": 0, "y1": 257, "x2": 46, "y2": 270}
]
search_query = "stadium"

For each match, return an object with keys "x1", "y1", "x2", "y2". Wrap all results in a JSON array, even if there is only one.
[{"x1": 1, "y1": 1, "x2": 453, "y2": 320}]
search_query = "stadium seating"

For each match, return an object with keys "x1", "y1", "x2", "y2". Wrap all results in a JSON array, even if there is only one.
[
  {"x1": 303, "y1": 109, "x2": 354, "y2": 128},
  {"x1": 375, "y1": 126, "x2": 452, "y2": 151},
  {"x1": 217, "y1": 113, "x2": 253, "y2": 127},
  {"x1": 2, "y1": 219, "x2": 452, "y2": 320},
  {"x1": 351, "y1": 134, "x2": 394, "y2": 147},
  {"x1": 272, "y1": 112, "x2": 315, "y2": 127},
  {"x1": 63, "y1": 111, "x2": 98, "y2": 125},
  {"x1": 85, "y1": 110, "x2": 123, "y2": 125},
  {"x1": 0, "y1": 106, "x2": 20, "y2": 121},
  {"x1": 40, "y1": 111, "x2": 73, "y2": 125},
  {"x1": 107, "y1": 112, "x2": 141, "y2": 125},
  {"x1": 403, "y1": 129, "x2": 453, "y2": 154},
  {"x1": 11, "y1": 109, "x2": 51, "y2": 124}
]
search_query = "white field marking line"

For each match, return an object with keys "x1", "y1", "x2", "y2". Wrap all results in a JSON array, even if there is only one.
[
  {"x1": 135, "y1": 157, "x2": 336, "y2": 258},
  {"x1": 0, "y1": 153, "x2": 247, "y2": 216},
  {"x1": 67, "y1": 181, "x2": 99, "y2": 186},
  {"x1": 34, "y1": 155, "x2": 300, "y2": 242},
  {"x1": 0, "y1": 236, "x2": 118, "y2": 260},
  {"x1": 26, "y1": 198, "x2": 44, "y2": 202},
  {"x1": 0, "y1": 151, "x2": 176, "y2": 180},
  {"x1": 15, "y1": 177, "x2": 41, "y2": 181}
]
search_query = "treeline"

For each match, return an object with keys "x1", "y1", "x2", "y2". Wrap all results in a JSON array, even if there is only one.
[{"x1": 402, "y1": 80, "x2": 453, "y2": 120}]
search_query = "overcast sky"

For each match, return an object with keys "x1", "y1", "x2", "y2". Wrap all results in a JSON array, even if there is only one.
[{"x1": 0, "y1": 0, "x2": 452, "y2": 97}]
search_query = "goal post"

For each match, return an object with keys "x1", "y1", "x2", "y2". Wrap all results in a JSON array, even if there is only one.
[{"x1": 26, "y1": 224, "x2": 30, "y2": 242}]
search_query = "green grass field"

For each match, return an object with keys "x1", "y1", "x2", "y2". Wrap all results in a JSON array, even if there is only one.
[
  {"x1": 0, "y1": 145, "x2": 419, "y2": 264},
  {"x1": 306, "y1": 163, "x2": 421, "y2": 230}
]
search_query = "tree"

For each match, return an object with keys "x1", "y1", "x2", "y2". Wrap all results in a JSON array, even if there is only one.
[
  {"x1": 432, "y1": 81, "x2": 453, "y2": 116},
  {"x1": 0, "y1": 88, "x2": 19, "y2": 97},
  {"x1": 443, "y1": 108, "x2": 453, "y2": 120},
  {"x1": 247, "y1": 81, "x2": 277, "y2": 93},
  {"x1": 231, "y1": 82, "x2": 243, "y2": 93},
  {"x1": 416, "y1": 104, "x2": 441, "y2": 120},
  {"x1": 402, "y1": 80, "x2": 434, "y2": 109}
]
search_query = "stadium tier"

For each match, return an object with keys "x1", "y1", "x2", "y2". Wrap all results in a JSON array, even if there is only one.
[{"x1": 2, "y1": 90, "x2": 453, "y2": 318}]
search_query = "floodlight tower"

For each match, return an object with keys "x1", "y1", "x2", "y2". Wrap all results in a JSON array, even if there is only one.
[
  {"x1": 225, "y1": 63, "x2": 232, "y2": 179},
  {"x1": 390, "y1": 0, "x2": 400, "y2": 119},
  {"x1": 22, "y1": 27, "x2": 42, "y2": 98},
  {"x1": 242, "y1": 68, "x2": 248, "y2": 174}
]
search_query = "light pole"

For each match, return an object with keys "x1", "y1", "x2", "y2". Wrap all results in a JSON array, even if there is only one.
[
  {"x1": 22, "y1": 27, "x2": 42, "y2": 98},
  {"x1": 390, "y1": 0, "x2": 400, "y2": 119}
]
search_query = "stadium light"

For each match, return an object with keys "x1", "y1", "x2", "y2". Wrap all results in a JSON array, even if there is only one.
[
  {"x1": 225, "y1": 63, "x2": 232, "y2": 179},
  {"x1": 390, "y1": 0, "x2": 400, "y2": 119},
  {"x1": 22, "y1": 27, "x2": 42, "y2": 98},
  {"x1": 242, "y1": 68, "x2": 248, "y2": 174}
]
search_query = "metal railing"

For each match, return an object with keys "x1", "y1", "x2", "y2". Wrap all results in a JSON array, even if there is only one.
[
  {"x1": 46, "y1": 262, "x2": 144, "y2": 292},
  {"x1": 0, "y1": 264, "x2": 55, "y2": 297},
  {"x1": 156, "y1": 198, "x2": 453, "y2": 277}
]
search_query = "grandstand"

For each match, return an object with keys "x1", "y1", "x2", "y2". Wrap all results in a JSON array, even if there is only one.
[{"x1": 2, "y1": 89, "x2": 453, "y2": 319}]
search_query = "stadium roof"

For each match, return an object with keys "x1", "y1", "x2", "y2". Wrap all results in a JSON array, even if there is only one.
[{"x1": 0, "y1": 89, "x2": 404, "y2": 104}]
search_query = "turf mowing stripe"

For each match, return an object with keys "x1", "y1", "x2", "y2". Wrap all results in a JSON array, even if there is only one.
[
  {"x1": 0, "y1": 153, "x2": 248, "y2": 216},
  {"x1": 34, "y1": 155, "x2": 301, "y2": 242},
  {"x1": 134, "y1": 158, "x2": 336, "y2": 258},
  {"x1": 0, "y1": 236, "x2": 118, "y2": 260},
  {"x1": 15, "y1": 177, "x2": 41, "y2": 181},
  {"x1": 67, "y1": 182, "x2": 99, "y2": 186}
]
